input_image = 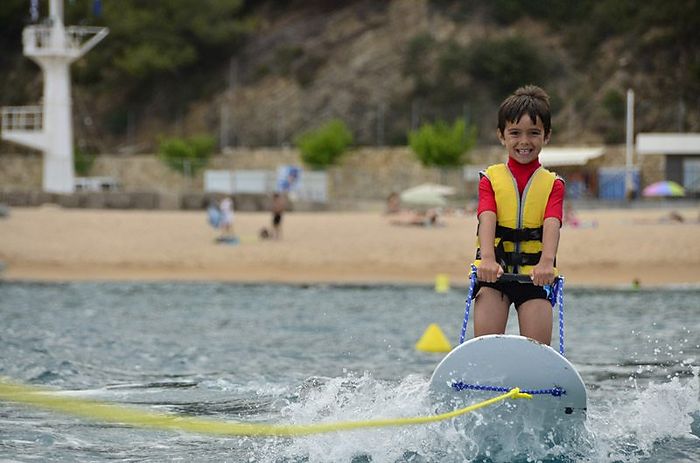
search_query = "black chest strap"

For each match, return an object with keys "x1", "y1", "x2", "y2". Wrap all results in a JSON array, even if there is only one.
[{"x1": 495, "y1": 225, "x2": 543, "y2": 242}]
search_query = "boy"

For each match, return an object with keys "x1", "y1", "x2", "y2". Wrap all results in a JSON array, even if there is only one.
[{"x1": 472, "y1": 85, "x2": 565, "y2": 345}]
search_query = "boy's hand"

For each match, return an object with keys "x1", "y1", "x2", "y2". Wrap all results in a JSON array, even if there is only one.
[
  {"x1": 530, "y1": 261, "x2": 555, "y2": 286},
  {"x1": 477, "y1": 259, "x2": 503, "y2": 283}
]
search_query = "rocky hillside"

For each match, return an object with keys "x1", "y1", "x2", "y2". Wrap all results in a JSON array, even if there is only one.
[{"x1": 1, "y1": 0, "x2": 698, "y2": 154}]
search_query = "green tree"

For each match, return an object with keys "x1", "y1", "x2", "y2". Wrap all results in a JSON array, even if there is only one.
[
  {"x1": 408, "y1": 118, "x2": 476, "y2": 168},
  {"x1": 465, "y1": 36, "x2": 547, "y2": 98},
  {"x1": 295, "y1": 119, "x2": 353, "y2": 170},
  {"x1": 403, "y1": 33, "x2": 437, "y2": 96},
  {"x1": 158, "y1": 134, "x2": 215, "y2": 175},
  {"x1": 73, "y1": 0, "x2": 254, "y2": 86}
]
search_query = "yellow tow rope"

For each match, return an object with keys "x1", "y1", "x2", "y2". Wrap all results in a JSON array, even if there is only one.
[{"x1": 0, "y1": 378, "x2": 531, "y2": 437}]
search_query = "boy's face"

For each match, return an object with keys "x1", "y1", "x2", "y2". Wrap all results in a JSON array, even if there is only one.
[{"x1": 497, "y1": 114, "x2": 550, "y2": 164}]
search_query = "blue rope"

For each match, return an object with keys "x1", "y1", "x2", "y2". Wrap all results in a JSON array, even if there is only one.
[
  {"x1": 458, "y1": 265, "x2": 478, "y2": 344},
  {"x1": 555, "y1": 276, "x2": 565, "y2": 356},
  {"x1": 459, "y1": 265, "x2": 566, "y2": 357},
  {"x1": 451, "y1": 381, "x2": 566, "y2": 397}
]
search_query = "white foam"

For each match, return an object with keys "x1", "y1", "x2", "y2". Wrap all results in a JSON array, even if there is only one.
[{"x1": 586, "y1": 368, "x2": 700, "y2": 462}]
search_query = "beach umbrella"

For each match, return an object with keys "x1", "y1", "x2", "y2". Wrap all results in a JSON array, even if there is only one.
[
  {"x1": 642, "y1": 180, "x2": 685, "y2": 198},
  {"x1": 400, "y1": 183, "x2": 454, "y2": 207},
  {"x1": 402, "y1": 183, "x2": 456, "y2": 196}
]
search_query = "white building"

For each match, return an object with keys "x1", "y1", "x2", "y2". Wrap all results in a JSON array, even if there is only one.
[{"x1": 637, "y1": 133, "x2": 700, "y2": 196}]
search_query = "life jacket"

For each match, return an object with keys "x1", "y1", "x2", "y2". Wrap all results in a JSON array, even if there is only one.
[{"x1": 473, "y1": 163, "x2": 561, "y2": 276}]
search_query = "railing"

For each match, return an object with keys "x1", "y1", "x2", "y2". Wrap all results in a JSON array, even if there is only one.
[
  {"x1": 75, "y1": 176, "x2": 121, "y2": 192},
  {"x1": 23, "y1": 26, "x2": 51, "y2": 50},
  {"x1": 23, "y1": 25, "x2": 108, "y2": 57},
  {"x1": 1, "y1": 106, "x2": 43, "y2": 132}
]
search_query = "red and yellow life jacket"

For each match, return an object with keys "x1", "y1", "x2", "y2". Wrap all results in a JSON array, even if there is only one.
[{"x1": 473, "y1": 163, "x2": 560, "y2": 276}]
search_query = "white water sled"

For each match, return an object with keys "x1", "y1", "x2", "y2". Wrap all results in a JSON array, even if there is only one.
[{"x1": 429, "y1": 334, "x2": 587, "y2": 421}]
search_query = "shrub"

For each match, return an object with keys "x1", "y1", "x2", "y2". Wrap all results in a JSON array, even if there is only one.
[
  {"x1": 602, "y1": 89, "x2": 626, "y2": 119},
  {"x1": 74, "y1": 147, "x2": 96, "y2": 176},
  {"x1": 408, "y1": 118, "x2": 476, "y2": 168},
  {"x1": 295, "y1": 119, "x2": 353, "y2": 170},
  {"x1": 403, "y1": 33, "x2": 436, "y2": 88},
  {"x1": 158, "y1": 134, "x2": 215, "y2": 175}
]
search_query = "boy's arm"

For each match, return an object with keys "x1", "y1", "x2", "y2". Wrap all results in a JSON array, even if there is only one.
[
  {"x1": 530, "y1": 217, "x2": 560, "y2": 286},
  {"x1": 476, "y1": 211, "x2": 504, "y2": 282}
]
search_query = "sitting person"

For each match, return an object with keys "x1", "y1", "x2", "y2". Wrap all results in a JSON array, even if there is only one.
[
  {"x1": 389, "y1": 208, "x2": 444, "y2": 227},
  {"x1": 385, "y1": 192, "x2": 401, "y2": 215}
]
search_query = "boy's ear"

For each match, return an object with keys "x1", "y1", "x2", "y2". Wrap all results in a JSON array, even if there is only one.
[
  {"x1": 544, "y1": 130, "x2": 552, "y2": 144},
  {"x1": 496, "y1": 128, "x2": 505, "y2": 145}
]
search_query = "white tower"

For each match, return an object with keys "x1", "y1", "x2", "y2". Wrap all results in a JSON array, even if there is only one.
[{"x1": 1, "y1": 0, "x2": 108, "y2": 193}]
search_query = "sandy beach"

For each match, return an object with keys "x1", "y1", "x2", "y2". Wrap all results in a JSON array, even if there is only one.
[{"x1": 0, "y1": 205, "x2": 698, "y2": 288}]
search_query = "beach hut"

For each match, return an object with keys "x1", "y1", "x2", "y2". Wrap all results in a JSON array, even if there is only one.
[{"x1": 637, "y1": 133, "x2": 700, "y2": 198}]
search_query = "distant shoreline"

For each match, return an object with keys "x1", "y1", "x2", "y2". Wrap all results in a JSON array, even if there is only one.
[{"x1": 1, "y1": 206, "x2": 699, "y2": 289}]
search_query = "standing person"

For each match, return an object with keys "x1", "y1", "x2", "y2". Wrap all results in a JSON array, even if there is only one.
[
  {"x1": 271, "y1": 192, "x2": 286, "y2": 239},
  {"x1": 219, "y1": 196, "x2": 235, "y2": 238},
  {"x1": 472, "y1": 85, "x2": 565, "y2": 345}
]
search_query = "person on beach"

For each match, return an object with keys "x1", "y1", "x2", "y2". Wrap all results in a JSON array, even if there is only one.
[
  {"x1": 271, "y1": 192, "x2": 286, "y2": 239},
  {"x1": 472, "y1": 85, "x2": 565, "y2": 345},
  {"x1": 219, "y1": 196, "x2": 235, "y2": 238},
  {"x1": 385, "y1": 192, "x2": 401, "y2": 215}
]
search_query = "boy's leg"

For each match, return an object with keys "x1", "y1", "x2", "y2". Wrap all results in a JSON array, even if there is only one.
[
  {"x1": 473, "y1": 287, "x2": 510, "y2": 337},
  {"x1": 517, "y1": 298, "x2": 553, "y2": 345}
]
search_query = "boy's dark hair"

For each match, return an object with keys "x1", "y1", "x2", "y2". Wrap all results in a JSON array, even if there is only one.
[{"x1": 498, "y1": 85, "x2": 551, "y2": 136}]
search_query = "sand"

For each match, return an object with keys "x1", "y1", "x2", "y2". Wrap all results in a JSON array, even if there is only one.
[{"x1": 0, "y1": 205, "x2": 698, "y2": 288}]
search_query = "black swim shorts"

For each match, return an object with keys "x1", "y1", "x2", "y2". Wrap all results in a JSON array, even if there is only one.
[{"x1": 473, "y1": 280, "x2": 549, "y2": 309}]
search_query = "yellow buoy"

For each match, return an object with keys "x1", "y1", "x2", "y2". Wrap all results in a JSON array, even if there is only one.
[
  {"x1": 434, "y1": 273, "x2": 450, "y2": 293},
  {"x1": 416, "y1": 323, "x2": 452, "y2": 353}
]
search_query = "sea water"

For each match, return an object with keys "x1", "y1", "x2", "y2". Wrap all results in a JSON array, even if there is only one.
[{"x1": 0, "y1": 281, "x2": 698, "y2": 462}]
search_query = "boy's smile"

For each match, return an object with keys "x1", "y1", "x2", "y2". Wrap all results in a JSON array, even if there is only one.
[{"x1": 497, "y1": 114, "x2": 550, "y2": 164}]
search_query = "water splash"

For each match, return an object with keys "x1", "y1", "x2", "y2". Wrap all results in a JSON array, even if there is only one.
[
  {"x1": 251, "y1": 372, "x2": 594, "y2": 463},
  {"x1": 586, "y1": 367, "x2": 699, "y2": 462},
  {"x1": 278, "y1": 373, "x2": 432, "y2": 462},
  {"x1": 225, "y1": 365, "x2": 700, "y2": 463}
]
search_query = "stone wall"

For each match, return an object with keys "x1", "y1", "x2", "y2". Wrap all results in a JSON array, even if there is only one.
[
  {"x1": 0, "y1": 146, "x2": 664, "y2": 210},
  {"x1": 0, "y1": 152, "x2": 43, "y2": 189},
  {"x1": 0, "y1": 147, "x2": 473, "y2": 209}
]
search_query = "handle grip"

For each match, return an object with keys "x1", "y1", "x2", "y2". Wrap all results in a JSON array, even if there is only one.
[
  {"x1": 474, "y1": 271, "x2": 532, "y2": 283},
  {"x1": 477, "y1": 272, "x2": 559, "y2": 285},
  {"x1": 496, "y1": 273, "x2": 533, "y2": 283}
]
